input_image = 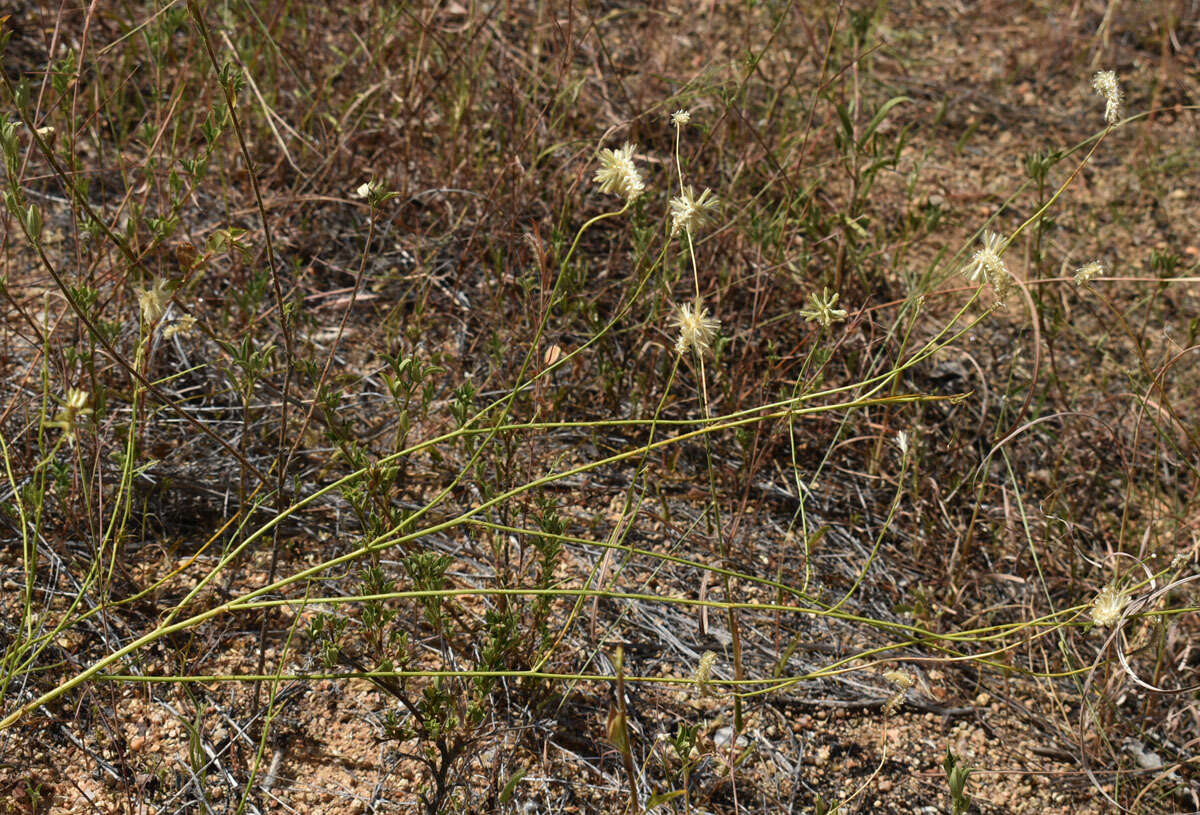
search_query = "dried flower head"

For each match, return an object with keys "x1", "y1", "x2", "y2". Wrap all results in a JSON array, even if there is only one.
[
  {"x1": 669, "y1": 185, "x2": 719, "y2": 237},
  {"x1": 1074, "y1": 260, "x2": 1104, "y2": 285},
  {"x1": 671, "y1": 109, "x2": 691, "y2": 128},
  {"x1": 963, "y1": 231, "x2": 1005, "y2": 284},
  {"x1": 800, "y1": 287, "x2": 848, "y2": 328},
  {"x1": 672, "y1": 298, "x2": 720, "y2": 355},
  {"x1": 1092, "y1": 70, "x2": 1122, "y2": 125},
  {"x1": 882, "y1": 669, "x2": 915, "y2": 715},
  {"x1": 694, "y1": 650, "x2": 718, "y2": 697},
  {"x1": 593, "y1": 142, "x2": 645, "y2": 201},
  {"x1": 963, "y1": 231, "x2": 1015, "y2": 303},
  {"x1": 163, "y1": 314, "x2": 197, "y2": 339},
  {"x1": 49, "y1": 388, "x2": 92, "y2": 445},
  {"x1": 1091, "y1": 584, "x2": 1129, "y2": 627},
  {"x1": 1169, "y1": 548, "x2": 1193, "y2": 572},
  {"x1": 605, "y1": 707, "x2": 629, "y2": 752},
  {"x1": 137, "y1": 278, "x2": 170, "y2": 325}
]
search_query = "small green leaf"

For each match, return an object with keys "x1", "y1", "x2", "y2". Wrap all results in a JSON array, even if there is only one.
[
  {"x1": 646, "y1": 789, "x2": 685, "y2": 809},
  {"x1": 498, "y1": 769, "x2": 526, "y2": 804},
  {"x1": 860, "y1": 96, "x2": 911, "y2": 146},
  {"x1": 835, "y1": 102, "x2": 854, "y2": 142}
]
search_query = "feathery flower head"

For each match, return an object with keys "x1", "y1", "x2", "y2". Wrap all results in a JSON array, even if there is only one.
[
  {"x1": 137, "y1": 278, "x2": 170, "y2": 325},
  {"x1": 800, "y1": 287, "x2": 848, "y2": 328},
  {"x1": 669, "y1": 185, "x2": 719, "y2": 237},
  {"x1": 963, "y1": 231, "x2": 1015, "y2": 303},
  {"x1": 882, "y1": 669, "x2": 915, "y2": 715},
  {"x1": 671, "y1": 109, "x2": 691, "y2": 128},
  {"x1": 49, "y1": 388, "x2": 92, "y2": 445},
  {"x1": 163, "y1": 314, "x2": 197, "y2": 339},
  {"x1": 593, "y1": 142, "x2": 645, "y2": 201},
  {"x1": 1092, "y1": 70, "x2": 1122, "y2": 125},
  {"x1": 694, "y1": 650, "x2": 717, "y2": 697},
  {"x1": 1091, "y1": 584, "x2": 1129, "y2": 627},
  {"x1": 963, "y1": 231, "x2": 1006, "y2": 283},
  {"x1": 1074, "y1": 259, "x2": 1104, "y2": 285},
  {"x1": 672, "y1": 298, "x2": 720, "y2": 355},
  {"x1": 1169, "y1": 549, "x2": 1191, "y2": 571}
]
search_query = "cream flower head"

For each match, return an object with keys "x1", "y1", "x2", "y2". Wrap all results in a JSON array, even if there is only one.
[
  {"x1": 882, "y1": 669, "x2": 915, "y2": 715},
  {"x1": 138, "y1": 279, "x2": 170, "y2": 325},
  {"x1": 800, "y1": 287, "x2": 848, "y2": 328},
  {"x1": 694, "y1": 650, "x2": 717, "y2": 697},
  {"x1": 593, "y1": 143, "x2": 645, "y2": 201},
  {"x1": 671, "y1": 109, "x2": 691, "y2": 128},
  {"x1": 963, "y1": 231, "x2": 1015, "y2": 303},
  {"x1": 1074, "y1": 260, "x2": 1104, "y2": 285},
  {"x1": 672, "y1": 298, "x2": 720, "y2": 355},
  {"x1": 49, "y1": 388, "x2": 93, "y2": 445},
  {"x1": 1092, "y1": 70, "x2": 1122, "y2": 125},
  {"x1": 163, "y1": 314, "x2": 197, "y2": 339},
  {"x1": 669, "y1": 185, "x2": 719, "y2": 237},
  {"x1": 1091, "y1": 584, "x2": 1129, "y2": 627},
  {"x1": 963, "y1": 232, "x2": 1005, "y2": 283}
]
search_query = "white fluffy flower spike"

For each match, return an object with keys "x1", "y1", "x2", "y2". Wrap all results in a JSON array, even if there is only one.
[
  {"x1": 669, "y1": 185, "x2": 719, "y2": 237},
  {"x1": 1092, "y1": 70, "x2": 1122, "y2": 125},
  {"x1": 593, "y1": 143, "x2": 645, "y2": 202},
  {"x1": 1091, "y1": 584, "x2": 1129, "y2": 627},
  {"x1": 138, "y1": 279, "x2": 170, "y2": 325},
  {"x1": 672, "y1": 299, "x2": 720, "y2": 355},
  {"x1": 962, "y1": 231, "x2": 1015, "y2": 303}
]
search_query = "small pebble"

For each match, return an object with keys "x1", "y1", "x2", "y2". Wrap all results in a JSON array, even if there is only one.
[{"x1": 712, "y1": 726, "x2": 749, "y2": 750}]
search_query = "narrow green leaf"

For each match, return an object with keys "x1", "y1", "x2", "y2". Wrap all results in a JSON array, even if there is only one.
[
  {"x1": 498, "y1": 769, "x2": 526, "y2": 805},
  {"x1": 646, "y1": 790, "x2": 685, "y2": 809},
  {"x1": 860, "y1": 96, "x2": 911, "y2": 146}
]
